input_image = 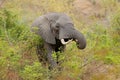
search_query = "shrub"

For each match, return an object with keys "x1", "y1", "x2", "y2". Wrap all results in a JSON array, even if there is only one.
[{"x1": 20, "y1": 62, "x2": 48, "y2": 80}]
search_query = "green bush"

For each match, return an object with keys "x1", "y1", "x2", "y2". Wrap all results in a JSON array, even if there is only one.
[
  {"x1": 104, "y1": 8, "x2": 120, "y2": 65},
  {"x1": 0, "y1": 9, "x2": 27, "y2": 43},
  {"x1": 0, "y1": 0, "x2": 120, "y2": 80},
  {"x1": 0, "y1": 9, "x2": 44, "y2": 80},
  {"x1": 21, "y1": 62, "x2": 48, "y2": 80}
]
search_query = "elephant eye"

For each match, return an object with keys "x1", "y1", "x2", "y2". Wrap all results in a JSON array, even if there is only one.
[{"x1": 55, "y1": 23, "x2": 60, "y2": 29}]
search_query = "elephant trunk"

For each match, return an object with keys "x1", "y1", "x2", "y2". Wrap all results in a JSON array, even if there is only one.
[{"x1": 72, "y1": 30, "x2": 86, "y2": 49}]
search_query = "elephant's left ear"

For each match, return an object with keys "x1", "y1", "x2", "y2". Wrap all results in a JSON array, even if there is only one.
[{"x1": 31, "y1": 16, "x2": 56, "y2": 44}]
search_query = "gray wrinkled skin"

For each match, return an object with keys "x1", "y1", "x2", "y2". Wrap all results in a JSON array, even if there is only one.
[{"x1": 31, "y1": 13, "x2": 86, "y2": 69}]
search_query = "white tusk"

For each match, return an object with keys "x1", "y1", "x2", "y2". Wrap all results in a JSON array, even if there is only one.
[
  {"x1": 61, "y1": 39, "x2": 73, "y2": 45},
  {"x1": 75, "y1": 39, "x2": 78, "y2": 42},
  {"x1": 67, "y1": 39, "x2": 73, "y2": 43},
  {"x1": 61, "y1": 39, "x2": 68, "y2": 45}
]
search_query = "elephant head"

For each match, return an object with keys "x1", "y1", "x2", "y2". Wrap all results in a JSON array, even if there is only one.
[{"x1": 31, "y1": 13, "x2": 86, "y2": 49}]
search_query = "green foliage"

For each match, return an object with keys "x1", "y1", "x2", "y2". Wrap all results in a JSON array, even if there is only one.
[
  {"x1": 21, "y1": 62, "x2": 48, "y2": 80},
  {"x1": 86, "y1": 23, "x2": 112, "y2": 50},
  {"x1": 0, "y1": 0, "x2": 120, "y2": 80},
  {"x1": 105, "y1": 53, "x2": 120, "y2": 64},
  {"x1": 103, "y1": 8, "x2": 120, "y2": 65},
  {"x1": 0, "y1": 9, "x2": 43, "y2": 80},
  {"x1": 110, "y1": 9, "x2": 120, "y2": 48},
  {"x1": 0, "y1": 9, "x2": 28, "y2": 43}
]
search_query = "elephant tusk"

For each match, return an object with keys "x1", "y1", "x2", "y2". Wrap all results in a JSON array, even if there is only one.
[
  {"x1": 61, "y1": 39, "x2": 73, "y2": 45},
  {"x1": 67, "y1": 39, "x2": 73, "y2": 43},
  {"x1": 61, "y1": 39, "x2": 67, "y2": 45},
  {"x1": 75, "y1": 39, "x2": 78, "y2": 42}
]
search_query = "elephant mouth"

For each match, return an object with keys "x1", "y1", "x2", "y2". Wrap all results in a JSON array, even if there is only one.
[{"x1": 60, "y1": 38, "x2": 73, "y2": 45}]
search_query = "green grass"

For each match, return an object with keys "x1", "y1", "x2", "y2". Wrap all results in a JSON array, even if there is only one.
[{"x1": 0, "y1": 0, "x2": 120, "y2": 80}]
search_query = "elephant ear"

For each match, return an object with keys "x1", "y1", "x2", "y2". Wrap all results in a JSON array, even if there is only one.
[{"x1": 31, "y1": 16, "x2": 56, "y2": 44}]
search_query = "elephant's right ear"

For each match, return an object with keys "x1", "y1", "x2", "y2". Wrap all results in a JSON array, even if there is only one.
[{"x1": 31, "y1": 16, "x2": 56, "y2": 44}]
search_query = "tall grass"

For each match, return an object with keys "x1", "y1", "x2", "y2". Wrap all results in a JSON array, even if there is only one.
[{"x1": 0, "y1": 0, "x2": 120, "y2": 80}]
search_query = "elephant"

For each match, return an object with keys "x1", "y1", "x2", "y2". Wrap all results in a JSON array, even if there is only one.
[{"x1": 31, "y1": 13, "x2": 86, "y2": 69}]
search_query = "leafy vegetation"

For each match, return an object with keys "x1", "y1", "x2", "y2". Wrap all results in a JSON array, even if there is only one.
[{"x1": 0, "y1": 0, "x2": 120, "y2": 80}]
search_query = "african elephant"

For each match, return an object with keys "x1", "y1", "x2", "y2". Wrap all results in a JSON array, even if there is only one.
[{"x1": 31, "y1": 13, "x2": 86, "y2": 69}]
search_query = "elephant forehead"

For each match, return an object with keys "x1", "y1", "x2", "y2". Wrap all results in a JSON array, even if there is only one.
[{"x1": 57, "y1": 15, "x2": 73, "y2": 26}]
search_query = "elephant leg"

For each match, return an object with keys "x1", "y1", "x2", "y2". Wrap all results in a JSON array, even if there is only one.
[
  {"x1": 60, "y1": 45, "x2": 66, "y2": 52},
  {"x1": 44, "y1": 42, "x2": 57, "y2": 69},
  {"x1": 55, "y1": 45, "x2": 66, "y2": 71},
  {"x1": 56, "y1": 45, "x2": 66, "y2": 64},
  {"x1": 36, "y1": 44, "x2": 47, "y2": 65}
]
